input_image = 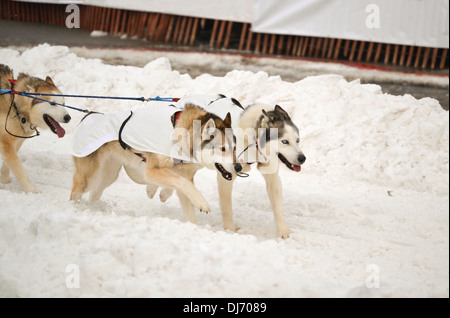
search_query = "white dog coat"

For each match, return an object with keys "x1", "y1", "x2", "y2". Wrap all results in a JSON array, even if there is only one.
[
  {"x1": 72, "y1": 95, "x2": 250, "y2": 163},
  {"x1": 72, "y1": 106, "x2": 194, "y2": 162}
]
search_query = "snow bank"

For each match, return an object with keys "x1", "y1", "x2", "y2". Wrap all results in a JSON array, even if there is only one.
[
  {"x1": 0, "y1": 44, "x2": 448, "y2": 297},
  {"x1": 5, "y1": 44, "x2": 447, "y2": 193},
  {"x1": 67, "y1": 47, "x2": 450, "y2": 88}
]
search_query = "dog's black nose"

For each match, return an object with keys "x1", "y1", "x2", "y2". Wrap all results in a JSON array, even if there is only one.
[
  {"x1": 298, "y1": 153, "x2": 306, "y2": 165},
  {"x1": 64, "y1": 115, "x2": 71, "y2": 123},
  {"x1": 235, "y1": 163, "x2": 242, "y2": 173}
]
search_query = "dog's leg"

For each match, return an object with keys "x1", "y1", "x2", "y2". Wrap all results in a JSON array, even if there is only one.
[
  {"x1": 145, "y1": 184, "x2": 173, "y2": 201},
  {"x1": 1, "y1": 138, "x2": 25, "y2": 184},
  {"x1": 176, "y1": 191, "x2": 196, "y2": 223},
  {"x1": 89, "y1": 157, "x2": 122, "y2": 202},
  {"x1": 175, "y1": 169, "x2": 198, "y2": 223},
  {"x1": 123, "y1": 164, "x2": 160, "y2": 199},
  {"x1": 145, "y1": 167, "x2": 210, "y2": 213},
  {"x1": 70, "y1": 157, "x2": 88, "y2": 202},
  {"x1": 217, "y1": 172, "x2": 238, "y2": 232},
  {"x1": 0, "y1": 162, "x2": 11, "y2": 184},
  {"x1": 262, "y1": 172, "x2": 290, "y2": 239},
  {"x1": 0, "y1": 141, "x2": 36, "y2": 193},
  {"x1": 159, "y1": 188, "x2": 174, "y2": 202},
  {"x1": 70, "y1": 174, "x2": 85, "y2": 202},
  {"x1": 146, "y1": 184, "x2": 159, "y2": 199}
]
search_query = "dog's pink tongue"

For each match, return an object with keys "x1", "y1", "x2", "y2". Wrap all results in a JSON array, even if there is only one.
[
  {"x1": 56, "y1": 124, "x2": 66, "y2": 138},
  {"x1": 48, "y1": 116, "x2": 66, "y2": 138},
  {"x1": 293, "y1": 165, "x2": 301, "y2": 172}
]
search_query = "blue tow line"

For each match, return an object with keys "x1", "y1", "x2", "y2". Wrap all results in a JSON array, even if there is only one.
[{"x1": 0, "y1": 89, "x2": 179, "y2": 113}]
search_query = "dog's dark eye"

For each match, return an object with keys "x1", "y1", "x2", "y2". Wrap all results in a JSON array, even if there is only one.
[
  {"x1": 296, "y1": 138, "x2": 300, "y2": 143},
  {"x1": 220, "y1": 147, "x2": 226, "y2": 152},
  {"x1": 282, "y1": 140, "x2": 289, "y2": 145}
]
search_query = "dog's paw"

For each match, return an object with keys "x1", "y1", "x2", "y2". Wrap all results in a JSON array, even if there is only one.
[
  {"x1": 0, "y1": 176, "x2": 11, "y2": 184},
  {"x1": 146, "y1": 184, "x2": 158, "y2": 199},
  {"x1": 224, "y1": 224, "x2": 240, "y2": 232},
  {"x1": 159, "y1": 188, "x2": 174, "y2": 202},
  {"x1": 199, "y1": 204, "x2": 211, "y2": 214},
  {"x1": 194, "y1": 198, "x2": 211, "y2": 214},
  {"x1": 278, "y1": 229, "x2": 291, "y2": 239},
  {"x1": 27, "y1": 187, "x2": 39, "y2": 194}
]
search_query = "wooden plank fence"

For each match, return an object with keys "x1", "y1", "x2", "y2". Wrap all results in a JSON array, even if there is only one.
[{"x1": 1, "y1": 1, "x2": 448, "y2": 70}]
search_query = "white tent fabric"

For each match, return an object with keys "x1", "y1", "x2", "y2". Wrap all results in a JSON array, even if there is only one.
[
  {"x1": 252, "y1": 0, "x2": 449, "y2": 48},
  {"x1": 23, "y1": 0, "x2": 449, "y2": 48}
]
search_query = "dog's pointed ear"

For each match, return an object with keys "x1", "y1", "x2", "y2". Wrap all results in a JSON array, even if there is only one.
[
  {"x1": 223, "y1": 112, "x2": 232, "y2": 128},
  {"x1": 202, "y1": 118, "x2": 216, "y2": 140},
  {"x1": 45, "y1": 76, "x2": 55, "y2": 86},
  {"x1": 262, "y1": 109, "x2": 274, "y2": 122},
  {"x1": 274, "y1": 105, "x2": 290, "y2": 120}
]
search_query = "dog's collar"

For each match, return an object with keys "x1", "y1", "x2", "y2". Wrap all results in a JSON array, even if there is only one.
[
  {"x1": 8, "y1": 79, "x2": 26, "y2": 125},
  {"x1": 12, "y1": 101, "x2": 27, "y2": 125},
  {"x1": 237, "y1": 137, "x2": 268, "y2": 165},
  {"x1": 8, "y1": 79, "x2": 16, "y2": 88}
]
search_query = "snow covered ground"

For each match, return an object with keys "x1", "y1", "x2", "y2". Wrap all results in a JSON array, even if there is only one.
[{"x1": 0, "y1": 44, "x2": 448, "y2": 297}]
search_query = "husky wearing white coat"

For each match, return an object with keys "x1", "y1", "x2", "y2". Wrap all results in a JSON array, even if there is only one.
[
  {"x1": 70, "y1": 103, "x2": 241, "y2": 224},
  {"x1": 160, "y1": 95, "x2": 306, "y2": 238}
]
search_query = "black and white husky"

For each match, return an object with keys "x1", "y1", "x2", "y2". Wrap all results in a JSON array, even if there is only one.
[{"x1": 163, "y1": 95, "x2": 306, "y2": 238}]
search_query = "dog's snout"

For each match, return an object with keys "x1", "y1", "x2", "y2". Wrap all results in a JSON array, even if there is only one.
[
  {"x1": 64, "y1": 114, "x2": 71, "y2": 123},
  {"x1": 298, "y1": 153, "x2": 306, "y2": 165},
  {"x1": 234, "y1": 163, "x2": 242, "y2": 173}
]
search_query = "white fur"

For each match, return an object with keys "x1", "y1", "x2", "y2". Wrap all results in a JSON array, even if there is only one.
[
  {"x1": 223, "y1": 103, "x2": 305, "y2": 238},
  {"x1": 29, "y1": 92, "x2": 69, "y2": 130}
]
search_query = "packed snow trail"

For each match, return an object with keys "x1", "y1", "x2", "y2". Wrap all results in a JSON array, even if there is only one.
[{"x1": 0, "y1": 45, "x2": 448, "y2": 297}]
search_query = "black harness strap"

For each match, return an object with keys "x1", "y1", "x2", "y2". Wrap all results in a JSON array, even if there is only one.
[
  {"x1": 171, "y1": 110, "x2": 182, "y2": 128},
  {"x1": 118, "y1": 111, "x2": 133, "y2": 150},
  {"x1": 3, "y1": 80, "x2": 40, "y2": 139},
  {"x1": 117, "y1": 111, "x2": 147, "y2": 163}
]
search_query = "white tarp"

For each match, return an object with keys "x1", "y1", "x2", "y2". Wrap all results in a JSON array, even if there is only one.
[
  {"x1": 17, "y1": 0, "x2": 449, "y2": 48},
  {"x1": 252, "y1": 0, "x2": 449, "y2": 48},
  {"x1": 17, "y1": 0, "x2": 254, "y2": 23}
]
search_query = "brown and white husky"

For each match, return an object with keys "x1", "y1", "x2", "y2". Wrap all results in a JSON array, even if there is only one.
[
  {"x1": 70, "y1": 104, "x2": 241, "y2": 224},
  {"x1": 155, "y1": 95, "x2": 306, "y2": 238},
  {"x1": 0, "y1": 64, "x2": 71, "y2": 193}
]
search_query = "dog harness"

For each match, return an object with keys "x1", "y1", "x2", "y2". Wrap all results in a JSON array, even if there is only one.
[
  {"x1": 1, "y1": 79, "x2": 40, "y2": 139},
  {"x1": 72, "y1": 106, "x2": 194, "y2": 162},
  {"x1": 174, "y1": 94, "x2": 244, "y2": 130}
]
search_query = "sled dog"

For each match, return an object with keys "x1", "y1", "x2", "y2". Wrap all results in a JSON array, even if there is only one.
[
  {"x1": 0, "y1": 64, "x2": 71, "y2": 193},
  {"x1": 70, "y1": 104, "x2": 241, "y2": 224},
  {"x1": 163, "y1": 95, "x2": 306, "y2": 238}
]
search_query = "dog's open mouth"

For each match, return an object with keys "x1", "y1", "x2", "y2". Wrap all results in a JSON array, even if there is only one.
[
  {"x1": 278, "y1": 153, "x2": 301, "y2": 172},
  {"x1": 215, "y1": 163, "x2": 233, "y2": 181},
  {"x1": 43, "y1": 114, "x2": 65, "y2": 138}
]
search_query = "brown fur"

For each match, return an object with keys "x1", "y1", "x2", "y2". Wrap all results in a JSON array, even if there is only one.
[
  {"x1": 70, "y1": 104, "x2": 234, "y2": 223},
  {"x1": 0, "y1": 64, "x2": 68, "y2": 193},
  {"x1": 157, "y1": 102, "x2": 305, "y2": 238}
]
